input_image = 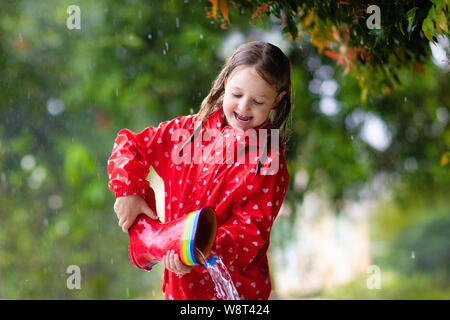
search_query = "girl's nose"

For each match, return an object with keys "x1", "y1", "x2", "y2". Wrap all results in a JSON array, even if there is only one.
[{"x1": 237, "y1": 98, "x2": 252, "y2": 112}]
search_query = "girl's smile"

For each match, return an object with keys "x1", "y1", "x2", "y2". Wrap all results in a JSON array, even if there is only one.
[
  {"x1": 222, "y1": 65, "x2": 286, "y2": 131},
  {"x1": 234, "y1": 111, "x2": 253, "y2": 125}
]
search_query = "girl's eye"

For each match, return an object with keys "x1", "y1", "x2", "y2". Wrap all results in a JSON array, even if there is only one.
[{"x1": 232, "y1": 93, "x2": 263, "y2": 105}]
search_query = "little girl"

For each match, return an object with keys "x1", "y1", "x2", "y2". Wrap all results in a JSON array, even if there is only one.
[{"x1": 108, "y1": 41, "x2": 292, "y2": 300}]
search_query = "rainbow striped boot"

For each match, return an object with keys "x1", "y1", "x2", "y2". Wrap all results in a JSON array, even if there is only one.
[{"x1": 128, "y1": 205, "x2": 217, "y2": 271}]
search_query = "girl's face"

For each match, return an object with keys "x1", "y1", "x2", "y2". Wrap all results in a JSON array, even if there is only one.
[{"x1": 222, "y1": 66, "x2": 286, "y2": 131}]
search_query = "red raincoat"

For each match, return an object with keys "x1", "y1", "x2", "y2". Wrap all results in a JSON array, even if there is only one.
[{"x1": 107, "y1": 108, "x2": 289, "y2": 300}]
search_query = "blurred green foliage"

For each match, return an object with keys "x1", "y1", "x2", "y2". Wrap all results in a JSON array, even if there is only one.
[
  {"x1": 0, "y1": 0, "x2": 448, "y2": 299},
  {"x1": 312, "y1": 270, "x2": 450, "y2": 300},
  {"x1": 392, "y1": 214, "x2": 450, "y2": 277}
]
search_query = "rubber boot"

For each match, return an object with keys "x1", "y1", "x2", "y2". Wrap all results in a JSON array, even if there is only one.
[{"x1": 127, "y1": 187, "x2": 217, "y2": 271}]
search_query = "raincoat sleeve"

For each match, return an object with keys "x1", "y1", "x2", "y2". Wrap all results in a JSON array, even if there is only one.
[
  {"x1": 107, "y1": 114, "x2": 195, "y2": 198},
  {"x1": 213, "y1": 157, "x2": 290, "y2": 270}
]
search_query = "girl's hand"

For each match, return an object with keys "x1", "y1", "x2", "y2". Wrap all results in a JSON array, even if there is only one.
[
  {"x1": 114, "y1": 194, "x2": 159, "y2": 232},
  {"x1": 163, "y1": 250, "x2": 193, "y2": 276}
]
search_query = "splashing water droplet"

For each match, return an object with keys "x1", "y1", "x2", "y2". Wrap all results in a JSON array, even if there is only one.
[{"x1": 196, "y1": 248, "x2": 240, "y2": 300}]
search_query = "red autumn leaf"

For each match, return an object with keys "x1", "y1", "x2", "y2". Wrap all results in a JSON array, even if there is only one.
[{"x1": 324, "y1": 50, "x2": 340, "y2": 60}]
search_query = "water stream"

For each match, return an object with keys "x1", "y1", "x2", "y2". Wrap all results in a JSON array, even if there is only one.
[{"x1": 196, "y1": 248, "x2": 240, "y2": 300}]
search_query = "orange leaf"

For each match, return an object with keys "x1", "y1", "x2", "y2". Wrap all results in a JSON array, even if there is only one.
[
  {"x1": 324, "y1": 50, "x2": 340, "y2": 60},
  {"x1": 211, "y1": 0, "x2": 218, "y2": 19},
  {"x1": 385, "y1": 86, "x2": 391, "y2": 95},
  {"x1": 303, "y1": 9, "x2": 315, "y2": 28},
  {"x1": 219, "y1": 0, "x2": 230, "y2": 23}
]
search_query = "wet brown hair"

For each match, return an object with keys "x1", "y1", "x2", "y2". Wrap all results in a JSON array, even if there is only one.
[{"x1": 179, "y1": 41, "x2": 293, "y2": 176}]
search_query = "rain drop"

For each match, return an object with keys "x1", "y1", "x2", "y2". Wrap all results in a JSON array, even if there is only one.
[
  {"x1": 46, "y1": 98, "x2": 65, "y2": 116},
  {"x1": 28, "y1": 166, "x2": 47, "y2": 190},
  {"x1": 48, "y1": 194, "x2": 63, "y2": 210},
  {"x1": 21, "y1": 154, "x2": 36, "y2": 171}
]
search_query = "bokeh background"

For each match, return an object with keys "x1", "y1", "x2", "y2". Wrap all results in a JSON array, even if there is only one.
[{"x1": 0, "y1": 0, "x2": 449, "y2": 299}]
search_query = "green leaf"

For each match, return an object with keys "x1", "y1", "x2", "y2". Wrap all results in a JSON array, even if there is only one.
[
  {"x1": 422, "y1": 17, "x2": 435, "y2": 42},
  {"x1": 406, "y1": 7, "x2": 418, "y2": 37},
  {"x1": 360, "y1": 86, "x2": 369, "y2": 104},
  {"x1": 431, "y1": 6, "x2": 438, "y2": 20},
  {"x1": 436, "y1": 11, "x2": 448, "y2": 34},
  {"x1": 430, "y1": 0, "x2": 443, "y2": 13}
]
